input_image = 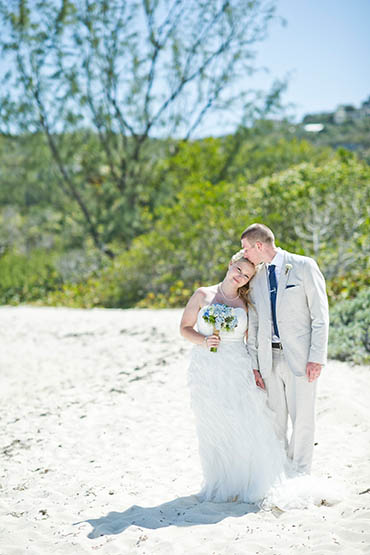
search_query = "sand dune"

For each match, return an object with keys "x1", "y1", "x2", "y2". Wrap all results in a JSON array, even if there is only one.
[{"x1": 1, "y1": 306, "x2": 369, "y2": 555}]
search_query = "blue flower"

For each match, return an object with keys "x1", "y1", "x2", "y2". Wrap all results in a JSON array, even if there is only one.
[{"x1": 202, "y1": 303, "x2": 238, "y2": 333}]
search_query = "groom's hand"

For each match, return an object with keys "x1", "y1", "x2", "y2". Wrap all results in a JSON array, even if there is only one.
[
  {"x1": 306, "y1": 362, "x2": 322, "y2": 382},
  {"x1": 253, "y1": 369, "x2": 265, "y2": 390}
]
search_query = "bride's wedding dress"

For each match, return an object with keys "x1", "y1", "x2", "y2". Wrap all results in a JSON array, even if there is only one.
[{"x1": 188, "y1": 305, "x2": 340, "y2": 509}]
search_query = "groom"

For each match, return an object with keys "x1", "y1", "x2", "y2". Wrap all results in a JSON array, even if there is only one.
[{"x1": 241, "y1": 223, "x2": 329, "y2": 474}]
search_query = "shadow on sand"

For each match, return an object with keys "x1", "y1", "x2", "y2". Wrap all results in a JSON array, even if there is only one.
[{"x1": 78, "y1": 495, "x2": 260, "y2": 538}]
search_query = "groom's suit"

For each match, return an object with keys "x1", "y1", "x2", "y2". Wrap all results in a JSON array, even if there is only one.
[{"x1": 247, "y1": 248, "x2": 329, "y2": 473}]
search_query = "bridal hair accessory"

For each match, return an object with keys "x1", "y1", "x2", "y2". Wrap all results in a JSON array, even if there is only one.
[
  {"x1": 231, "y1": 249, "x2": 245, "y2": 263},
  {"x1": 285, "y1": 263, "x2": 292, "y2": 275},
  {"x1": 202, "y1": 304, "x2": 238, "y2": 352}
]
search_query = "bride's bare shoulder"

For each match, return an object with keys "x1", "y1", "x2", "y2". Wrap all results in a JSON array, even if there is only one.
[
  {"x1": 189, "y1": 284, "x2": 218, "y2": 307},
  {"x1": 197, "y1": 284, "x2": 218, "y2": 293},
  {"x1": 196, "y1": 284, "x2": 218, "y2": 297}
]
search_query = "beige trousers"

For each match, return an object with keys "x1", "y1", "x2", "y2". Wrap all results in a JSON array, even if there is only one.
[{"x1": 264, "y1": 348, "x2": 317, "y2": 474}]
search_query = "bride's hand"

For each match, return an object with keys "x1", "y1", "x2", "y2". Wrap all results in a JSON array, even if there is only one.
[{"x1": 205, "y1": 335, "x2": 221, "y2": 349}]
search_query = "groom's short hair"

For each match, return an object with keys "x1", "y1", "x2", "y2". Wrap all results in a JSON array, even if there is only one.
[{"x1": 241, "y1": 223, "x2": 275, "y2": 244}]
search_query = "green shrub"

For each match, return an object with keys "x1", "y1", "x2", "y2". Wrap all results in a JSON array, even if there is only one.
[
  {"x1": 91, "y1": 179, "x2": 254, "y2": 308},
  {"x1": 136, "y1": 280, "x2": 200, "y2": 308},
  {"x1": 328, "y1": 289, "x2": 370, "y2": 365},
  {"x1": 0, "y1": 249, "x2": 61, "y2": 304},
  {"x1": 92, "y1": 156, "x2": 369, "y2": 309},
  {"x1": 43, "y1": 279, "x2": 103, "y2": 308}
]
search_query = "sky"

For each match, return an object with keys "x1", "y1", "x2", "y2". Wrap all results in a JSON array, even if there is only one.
[{"x1": 255, "y1": 0, "x2": 370, "y2": 121}]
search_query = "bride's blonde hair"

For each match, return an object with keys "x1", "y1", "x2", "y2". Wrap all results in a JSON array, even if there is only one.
[{"x1": 229, "y1": 249, "x2": 255, "y2": 309}]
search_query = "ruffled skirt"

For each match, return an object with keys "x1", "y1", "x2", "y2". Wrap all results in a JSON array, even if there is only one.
[
  {"x1": 188, "y1": 341, "x2": 342, "y2": 509},
  {"x1": 188, "y1": 341, "x2": 286, "y2": 503}
]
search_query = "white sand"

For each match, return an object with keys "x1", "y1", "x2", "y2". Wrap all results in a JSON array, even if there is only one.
[{"x1": 0, "y1": 306, "x2": 369, "y2": 555}]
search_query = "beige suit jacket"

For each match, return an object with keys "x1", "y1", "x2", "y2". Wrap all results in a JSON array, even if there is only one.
[{"x1": 247, "y1": 250, "x2": 329, "y2": 378}]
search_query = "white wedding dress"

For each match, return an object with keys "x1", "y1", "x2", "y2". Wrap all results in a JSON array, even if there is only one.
[{"x1": 188, "y1": 305, "x2": 341, "y2": 509}]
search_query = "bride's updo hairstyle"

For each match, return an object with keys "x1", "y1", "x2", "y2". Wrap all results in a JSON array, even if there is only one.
[{"x1": 229, "y1": 249, "x2": 255, "y2": 309}]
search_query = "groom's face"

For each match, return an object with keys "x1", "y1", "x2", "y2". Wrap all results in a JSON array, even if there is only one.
[{"x1": 241, "y1": 238, "x2": 263, "y2": 265}]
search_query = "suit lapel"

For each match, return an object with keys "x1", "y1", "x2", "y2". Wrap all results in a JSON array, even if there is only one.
[
  {"x1": 276, "y1": 251, "x2": 290, "y2": 311},
  {"x1": 256, "y1": 263, "x2": 270, "y2": 315}
]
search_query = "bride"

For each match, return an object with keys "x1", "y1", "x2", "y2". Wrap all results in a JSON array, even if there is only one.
[{"x1": 180, "y1": 250, "x2": 340, "y2": 508}]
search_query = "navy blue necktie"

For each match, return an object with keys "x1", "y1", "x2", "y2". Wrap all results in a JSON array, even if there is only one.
[{"x1": 268, "y1": 264, "x2": 280, "y2": 339}]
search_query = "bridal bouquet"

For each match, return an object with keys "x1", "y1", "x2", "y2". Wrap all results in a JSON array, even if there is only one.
[{"x1": 202, "y1": 304, "x2": 238, "y2": 352}]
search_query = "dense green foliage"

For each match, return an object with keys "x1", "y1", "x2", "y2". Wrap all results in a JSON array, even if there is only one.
[
  {"x1": 328, "y1": 289, "x2": 370, "y2": 365},
  {"x1": 0, "y1": 123, "x2": 369, "y2": 363},
  {"x1": 0, "y1": 250, "x2": 61, "y2": 304},
  {"x1": 86, "y1": 153, "x2": 368, "y2": 310}
]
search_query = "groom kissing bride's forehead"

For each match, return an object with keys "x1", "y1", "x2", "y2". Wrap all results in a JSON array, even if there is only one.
[
  {"x1": 180, "y1": 220, "x2": 337, "y2": 507},
  {"x1": 241, "y1": 222, "x2": 329, "y2": 475},
  {"x1": 241, "y1": 223, "x2": 276, "y2": 266}
]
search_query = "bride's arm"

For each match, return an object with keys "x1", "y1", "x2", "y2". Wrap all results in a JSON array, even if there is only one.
[
  {"x1": 180, "y1": 289, "x2": 208, "y2": 346},
  {"x1": 180, "y1": 289, "x2": 220, "y2": 350}
]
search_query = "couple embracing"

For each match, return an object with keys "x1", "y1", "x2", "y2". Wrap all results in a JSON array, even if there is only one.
[{"x1": 180, "y1": 223, "x2": 331, "y2": 508}]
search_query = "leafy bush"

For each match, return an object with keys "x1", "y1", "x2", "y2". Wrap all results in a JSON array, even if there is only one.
[
  {"x1": 328, "y1": 289, "x2": 370, "y2": 365},
  {"x1": 136, "y1": 280, "x2": 200, "y2": 308},
  {"x1": 0, "y1": 249, "x2": 62, "y2": 304},
  {"x1": 1, "y1": 139, "x2": 368, "y2": 320},
  {"x1": 0, "y1": 247, "x2": 104, "y2": 306},
  {"x1": 90, "y1": 178, "x2": 257, "y2": 308},
  {"x1": 44, "y1": 279, "x2": 103, "y2": 308},
  {"x1": 91, "y1": 155, "x2": 369, "y2": 309}
]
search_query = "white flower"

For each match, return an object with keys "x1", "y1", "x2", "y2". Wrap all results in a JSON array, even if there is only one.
[{"x1": 285, "y1": 263, "x2": 292, "y2": 275}]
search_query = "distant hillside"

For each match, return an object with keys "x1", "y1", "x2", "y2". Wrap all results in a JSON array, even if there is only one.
[{"x1": 295, "y1": 96, "x2": 370, "y2": 162}]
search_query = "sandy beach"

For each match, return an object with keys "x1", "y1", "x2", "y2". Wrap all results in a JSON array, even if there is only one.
[{"x1": 1, "y1": 306, "x2": 369, "y2": 555}]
